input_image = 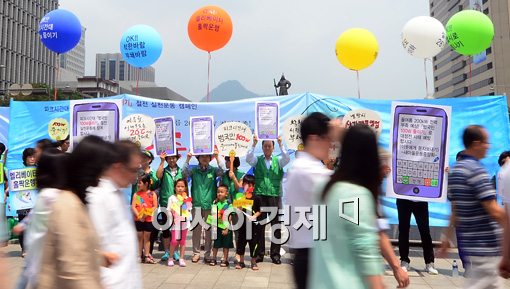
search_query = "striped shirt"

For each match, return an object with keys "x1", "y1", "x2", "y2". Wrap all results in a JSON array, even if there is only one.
[{"x1": 448, "y1": 155, "x2": 502, "y2": 257}]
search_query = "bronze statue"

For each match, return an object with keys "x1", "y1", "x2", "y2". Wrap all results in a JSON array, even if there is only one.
[{"x1": 273, "y1": 74, "x2": 291, "y2": 96}]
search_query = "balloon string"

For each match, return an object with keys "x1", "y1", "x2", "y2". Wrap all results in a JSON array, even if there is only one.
[
  {"x1": 469, "y1": 59, "x2": 472, "y2": 96},
  {"x1": 207, "y1": 52, "x2": 211, "y2": 102},
  {"x1": 356, "y1": 70, "x2": 361, "y2": 99},
  {"x1": 424, "y1": 59, "x2": 429, "y2": 97},
  {"x1": 54, "y1": 54, "x2": 60, "y2": 101}
]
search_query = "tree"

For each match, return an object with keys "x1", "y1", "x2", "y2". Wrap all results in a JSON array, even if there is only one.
[{"x1": 0, "y1": 83, "x2": 86, "y2": 106}]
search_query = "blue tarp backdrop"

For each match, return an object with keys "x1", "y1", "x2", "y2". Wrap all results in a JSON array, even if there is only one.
[{"x1": 4, "y1": 93, "x2": 510, "y2": 225}]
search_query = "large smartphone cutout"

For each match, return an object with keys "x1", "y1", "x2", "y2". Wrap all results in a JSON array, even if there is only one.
[
  {"x1": 154, "y1": 116, "x2": 176, "y2": 156},
  {"x1": 256, "y1": 102, "x2": 279, "y2": 140},
  {"x1": 392, "y1": 106, "x2": 448, "y2": 199},
  {"x1": 190, "y1": 116, "x2": 214, "y2": 155},
  {"x1": 73, "y1": 102, "x2": 119, "y2": 146}
]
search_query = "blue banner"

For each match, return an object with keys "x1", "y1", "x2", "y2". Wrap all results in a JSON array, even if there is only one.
[{"x1": 5, "y1": 94, "x2": 510, "y2": 226}]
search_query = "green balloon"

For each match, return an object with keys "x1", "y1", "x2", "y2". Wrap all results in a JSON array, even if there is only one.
[{"x1": 446, "y1": 10, "x2": 494, "y2": 55}]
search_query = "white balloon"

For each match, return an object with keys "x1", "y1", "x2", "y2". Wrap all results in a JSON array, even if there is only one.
[{"x1": 401, "y1": 16, "x2": 446, "y2": 58}]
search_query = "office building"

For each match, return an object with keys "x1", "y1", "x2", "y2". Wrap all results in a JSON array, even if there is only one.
[
  {"x1": 431, "y1": 0, "x2": 510, "y2": 102},
  {"x1": 0, "y1": 0, "x2": 59, "y2": 94},
  {"x1": 59, "y1": 26, "x2": 86, "y2": 82},
  {"x1": 95, "y1": 53, "x2": 155, "y2": 83}
]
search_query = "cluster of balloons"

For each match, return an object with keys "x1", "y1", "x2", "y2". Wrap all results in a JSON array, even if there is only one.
[
  {"x1": 38, "y1": 7, "x2": 494, "y2": 76},
  {"x1": 39, "y1": 6, "x2": 234, "y2": 69},
  {"x1": 334, "y1": 10, "x2": 494, "y2": 71}
]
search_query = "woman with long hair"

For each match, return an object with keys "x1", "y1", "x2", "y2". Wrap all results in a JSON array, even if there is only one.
[{"x1": 309, "y1": 124, "x2": 384, "y2": 289}]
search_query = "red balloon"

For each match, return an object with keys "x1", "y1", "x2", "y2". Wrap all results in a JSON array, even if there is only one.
[{"x1": 188, "y1": 6, "x2": 233, "y2": 52}]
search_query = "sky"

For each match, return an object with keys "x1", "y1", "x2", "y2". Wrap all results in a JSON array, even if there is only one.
[{"x1": 60, "y1": 0, "x2": 433, "y2": 102}]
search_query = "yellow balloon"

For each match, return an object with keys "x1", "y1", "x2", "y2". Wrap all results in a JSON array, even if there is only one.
[{"x1": 335, "y1": 28, "x2": 379, "y2": 71}]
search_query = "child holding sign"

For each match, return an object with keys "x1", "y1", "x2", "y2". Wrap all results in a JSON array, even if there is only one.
[
  {"x1": 167, "y1": 179, "x2": 192, "y2": 267},
  {"x1": 208, "y1": 185, "x2": 234, "y2": 267},
  {"x1": 131, "y1": 174, "x2": 158, "y2": 264},
  {"x1": 234, "y1": 174, "x2": 262, "y2": 271}
]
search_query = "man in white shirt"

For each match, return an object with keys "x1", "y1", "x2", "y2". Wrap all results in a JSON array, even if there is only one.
[
  {"x1": 284, "y1": 112, "x2": 334, "y2": 289},
  {"x1": 246, "y1": 135, "x2": 290, "y2": 264},
  {"x1": 87, "y1": 141, "x2": 142, "y2": 289}
]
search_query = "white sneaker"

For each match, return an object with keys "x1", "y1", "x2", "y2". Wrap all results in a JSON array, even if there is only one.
[
  {"x1": 425, "y1": 263, "x2": 439, "y2": 275},
  {"x1": 401, "y1": 261, "x2": 410, "y2": 272}
]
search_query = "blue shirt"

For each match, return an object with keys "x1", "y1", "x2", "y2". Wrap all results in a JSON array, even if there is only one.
[{"x1": 448, "y1": 155, "x2": 502, "y2": 257}]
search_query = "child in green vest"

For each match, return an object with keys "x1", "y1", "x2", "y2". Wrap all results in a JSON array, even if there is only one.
[
  {"x1": 183, "y1": 150, "x2": 225, "y2": 263},
  {"x1": 209, "y1": 184, "x2": 234, "y2": 267},
  {"x1": 156, "y1": 152, "x2": 183, "y2": 262}
]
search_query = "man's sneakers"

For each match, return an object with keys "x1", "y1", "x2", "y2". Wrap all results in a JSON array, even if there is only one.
[
  {"x1": 161, "y1": 251, "x2": 170, "y2": 262},
  {"x1": 425, "y1": 263, "x2": 439, "y2": 275},
  {"x1": 400, "y1": 261, "x2": 410, "y2": 272}
]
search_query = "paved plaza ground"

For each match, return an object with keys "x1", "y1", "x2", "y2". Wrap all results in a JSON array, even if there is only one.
[{"x1": 2, "y1": 243, "x2": 510, "y2": 289}]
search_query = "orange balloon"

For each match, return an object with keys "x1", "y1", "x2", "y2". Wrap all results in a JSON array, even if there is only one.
[{"x1": 188, "y1": 6, "x2": 233, "y2": 52}]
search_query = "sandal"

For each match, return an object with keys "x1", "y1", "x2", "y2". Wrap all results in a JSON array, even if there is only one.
[
  {"x1": 235, "y1": 262, "x2": 246, "y2": 269},
  {"x1": 251, "y1": 262, "x2": 259, "y2": 271},
  {"x1": 220, "y1": 260, "x2": 229, "y2": 267},
  {"x1": 192, "y1": 254, "x2": 200, "y2": 263},
  {"x1": 144, "y1": 255, "x2": 157, "y2": 264},
  {"x1": 209, "y1": 259, "x2": 217, "y2": 266}
]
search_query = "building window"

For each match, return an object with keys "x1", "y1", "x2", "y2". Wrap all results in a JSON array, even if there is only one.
[
  {"x1": 100, "y1": 61, "x2": 106, "y2": 79},
  {"x1": 448, "y1": 0, "x2": 461, "y2": 12},
  {"x1": 452, "y1": 74, "x2": 467, "y2": 85},
  {"x1": 60, "y1": 54, "x2": 66, "y2": 69},
  {"x1": 451, "y1": 60, "x2": 466, "y2": 73},
  {"x1": 108, "y1": 60, "x2": 115, "y2": 80},
  {"x1": 451, "y1": 87, "x2": 468, "y2": 97},
  {"x1": 119, "y1": 61, "x2": 125, "y2": 81},
  {"x1": 471, "y1": 77, "x2": 494, "y2": 91}
]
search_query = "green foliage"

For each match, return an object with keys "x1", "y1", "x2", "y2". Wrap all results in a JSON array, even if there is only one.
[{"x1": 0, "y1": 83, "x2": 86, "y2": 106}]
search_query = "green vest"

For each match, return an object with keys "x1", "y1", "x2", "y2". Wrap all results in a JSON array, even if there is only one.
[
  {"x1": 191, "y1": 166, "x2": 218, "y2": 210},
  {"x1": 221, "y1": 169, "x2": 245, "y2": 203},
  {"x1": 254, "y1": 155, "x2": 284, "y2": 197},
  {"x1": 159, "y1": 166, "x2": 183, "y2": 207}
]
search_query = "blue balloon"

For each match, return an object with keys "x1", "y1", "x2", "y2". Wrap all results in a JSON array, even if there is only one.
[
  {"x1": 120, "y1": 25, "x2": 163, "y2": 68},
  {"x1": 39, "y1": 9, "x2": 82, "y2": 54}
]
